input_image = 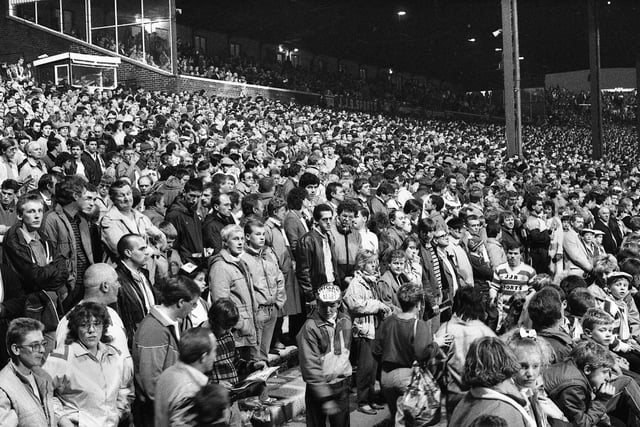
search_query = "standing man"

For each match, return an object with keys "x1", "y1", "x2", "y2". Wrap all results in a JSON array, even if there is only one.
[
  {"x1": 563, "y1": 214, "x2": 593, "y2": 278},
  {"x1": 154, "y1": 327, "x2": 218, "y2": 427},
  {"x1": 297, "y1": 284, "x2": 352, "y2": 427},
  {"x1": 17, "y1": 141, "x2": 46, "y2": 192},
  {"x1": 203, "y1": 192, "x2": 235, "y2": 254},
  {"x1": 241, "y1": 219, "x2": 286, "y2": 361},
  {"x1": 325, "y1": 182, "x2": 345, "y2": 213},
  {"x1": 42, "y1": 176, "x2": 96, "y2": 308},
  {"x1": 133, "y1": 276, "x2": 201, "y2": 427},
  {"x1": 0, "y1": 318, "x2": 56, "y2": 426},
  {"x1": 208, "y1": 225, "x2": 260, "y2": 361},
  {"x1": 297, "y1": 204, "x2": 341, "y2": 306},
  {"x1": 115, "y1": 234, "x2": 158, "y2": 343},
  {"x1": 3, "y1": 194, "x2": 69, "y2": 349},
  {"x1": 525, "y1": 197, "x2": 551, "y2": 274},
  {"x1": 81, "y1": 137, "x2": 103, "y2": 186},
  {"x1": 283, "y1": 187, "x2": 309, "y2": 254},
  {"x1": 165, "y1": 178, "x2": 204, "y2": 265}
]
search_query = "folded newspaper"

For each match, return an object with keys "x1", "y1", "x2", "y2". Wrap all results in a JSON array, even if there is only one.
[{"x1": 231, "y1": 366, "x2": 279, "y2": 393}]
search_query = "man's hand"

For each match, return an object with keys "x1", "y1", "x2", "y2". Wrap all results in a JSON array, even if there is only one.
[
  {"x1": 596, "y1": 382, "x2": 616, "y2": 399},
  {"x1": 253, "y1": 361, "x2": 267, "y2": 371},
  {"x1": 218, "y1": 381, "x2": 233, "y2": 390},
  {"x1": 322, "y1": 400, "x2": 340, "y2": 416}
]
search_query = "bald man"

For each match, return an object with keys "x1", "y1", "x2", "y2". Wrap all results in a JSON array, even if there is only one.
[{"x1": 54, "y1": 263, "x2": 129, "y2": 355}]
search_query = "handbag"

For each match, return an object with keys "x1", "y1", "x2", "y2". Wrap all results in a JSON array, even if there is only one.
[{"x1": 397, "y1": 319, "x2": 442, "y2": 427}]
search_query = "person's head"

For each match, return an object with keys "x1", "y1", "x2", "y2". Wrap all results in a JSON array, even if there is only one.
[
  {"x1": 6, "y1": 318, "x2": 46, "y2": 368},
  {"x1": 241, "y1": 193, "x2": 264, "y2": 218},
  {"x1": 178, "y1": 326, "x2": 217, "y2": 373},
  {"x1": 336, "y1": 199, "x2": 358, "y2": 231},
  {"x1": 468, "y1": 415, "x2": 508, "y2": 427},
  {"x1": 353, "y1": 206, "x2": 370, "y2": 231},
  {"x1": 313, "y1": 204, "x2": 333, "y2": 233},
  {"x1": 376, "y1": 182, "x2": 395, "y2": 202},
  {"x1": 145, "y1": 191, "x2": 165, "y2": 213},
  {"x1": 299, "y1": 173, "x2": 320, "y2": 199},
  {"x1": 117, "y1": 234, "x2": 149, "y2": 268},
  {"x1": 182, "y1": 178, "x2": 203, "y2": 210},
  {"x1": 506, "y1": 332, "x2": 553, "y2": 389},
  {"x1": 55, "y1": 175, "x2": 92, "y2": 211},
  {"x1": 569, "y1": 340, "x2": 615, "y2": 391},
  {"x1": 190, "y1": 383, "x2": 230, "y2": 426},
  {"x1": 208, "y1": 298, "x2": 239, "y2": 337},
  {"x1": 500, "y1": 211, "x2": 516, "y2": 230},
  {"x1": 326, "y1": 182, "x2": 345, "y2": 203},
  {"x1": 0, "y1": 179, "x2": 20, "y2": 206},
  {"x1": 560, "y1": 275, "x2": 588, "y2": 296},
  {"x1": 390, "y1": 209, "x2": 407, "y2": 231},
  {"x1": 267, "y1": 197, "x2": 287, "y2": 221},
  {"x1": 316, "y1": 284, "x2": 342, "y2": 322},
  {"x1": 388, "y1": 249, "x2": 407, "y2": 276},
  {"x1": 606, "y1": 272, "x2": 632, "y2": 301},
  {"x1": 98, "y1": 175, "x2": 115, "y2": 197},
  {"x1": 433, "y1": 225, "x2": 450, "y2": 248},
  {"x1": 137, "y1": 175, "x2": 153, "y2": 195},
  {"x1": 162, "y1": 276, "x2": 201, "y2": 319},
  {"x1": 353, "y1": 177, "x2": 371, "y2": 197},
  {"x1": 505, "y1": 243, "x2": 522, "y2": 267},
  {"x1": 571, "y1": 214, "x2": 585, "y2": 232},
  {"x1": 397, "y1": 283, "x2": 424, "y2": 313},
  {"x1": 16, "y1": 193, "x2": 44, "y2": 232},
  {"x1": 528, "y1": 286, "x2": 563, "y2": 331},
  {"x1": 26, "y1": 141, "x2": 43, "y2": 160},
  {"x1": 566, "y1": 288, "x2": 596, "y2": 317},
  {"x1": 65, "y1": 301, "x2": 113, "y2": 350},
  {"x1": 401, "y1": 236, "x2": 420, "y2": 260},
  {"x1": 583, "y1": 308, "x2": 616, "y2": 346},
  {"x1": 452, "y1": 287, "x2": 488, "y2": 322},
  {"x1": 244, "y1": 218, "x2": 266, "y2": 250},
  {"x1": 83, "y1": 263, "x2": 121, "y2": 305},
  {"x1": 286, "y1": 186, "x2": 308, "y2": 211},
  {"x1": 212, "y1": 192, "x2": 232, "y2": 217},
  {"x1": 109, "y1": 179, "x2": 133, "y2": 212},
  {"x1": 221, "y1": 224, "x2": 244, "y2": 256},
  {"x1": 462, "y1": 337, "x2": 520, "y2": 388},
  {"x1": 355, "y1": 249, "x2": 378, "y2": 275}
]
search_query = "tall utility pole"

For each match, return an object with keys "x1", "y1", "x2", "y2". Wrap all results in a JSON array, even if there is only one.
[
  {"x1": 501, "y1": 0, "x2": 522, "y2": 158},
  {"x1": 588, "y1": 0, "x2": 603, "y2": 159}
]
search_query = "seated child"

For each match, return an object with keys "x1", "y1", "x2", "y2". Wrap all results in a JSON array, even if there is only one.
[
  {"x1": 543, "y1": 341, "x2": 627, "y2": 426},
  {"x1": 506, "y1": 331, "x2": 568, "y2": 426}
]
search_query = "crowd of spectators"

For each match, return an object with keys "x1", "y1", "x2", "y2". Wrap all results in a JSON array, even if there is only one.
[{"x1": 2, "y1": 56, "x2": 640, "y2": 426}]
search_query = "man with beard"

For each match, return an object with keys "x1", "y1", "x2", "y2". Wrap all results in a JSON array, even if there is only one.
[{"x1": 165, "y1": 178, "x2": 204, "y2": 265}]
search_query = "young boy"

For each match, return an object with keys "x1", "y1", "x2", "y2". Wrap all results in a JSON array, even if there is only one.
[
  {"x1": 543, "y1": 341, "x2": 617, "y2": 426},
  {"x1": 377, "y1": 249, "x2": 411, "y2": 313}
]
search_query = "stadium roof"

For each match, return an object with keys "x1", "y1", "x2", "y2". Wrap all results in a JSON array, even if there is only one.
[{"x1": 176, "y1": 0, "x2": 640, "y2": 90}]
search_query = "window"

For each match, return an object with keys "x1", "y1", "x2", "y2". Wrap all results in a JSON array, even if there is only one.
[
  {"x1": 359, "y1": 67, "x2": 367, "y2": 80},
  {"x1": 194, "y1": 35, "x2": 206, "y2": 53},
  {"x1": 229, "y1": 42, "x2": 240, "y2": 57},
  {"x1": 9, "y1": 0, "x2": 174, "y2": 72},
  {"x1": 276, "y1": 52, "x2": 285, "y2": 63},
  {"x1": 54, "y1": 64, "x2": 70, "y2": 84},
  {"x1": 338, "y1": 62, "x2": 345, "y2": 73}
]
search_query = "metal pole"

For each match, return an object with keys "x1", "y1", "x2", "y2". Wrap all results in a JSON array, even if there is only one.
[
  {"x1": 588, "y1": 0, "x2": 603, "y2": 159},
  {"x1": 512, "y1": 0, "x2": 522, "y2": 155},
  {"x1": 501, "y1": 0, "x2": 521, "y2": 158}
]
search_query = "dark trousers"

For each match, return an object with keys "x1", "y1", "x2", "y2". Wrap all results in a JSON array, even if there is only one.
[
  {"x1": 352, "y1": 337, "x2": 377, "y2": 405},
  {"x1": 306, "y1": 379, "x2": 350, "y2": 427},
  {"x1": 530, "y1": 247, "x2": 550, "y2": 274}
]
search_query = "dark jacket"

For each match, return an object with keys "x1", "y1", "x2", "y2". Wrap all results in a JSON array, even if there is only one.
[
  {"x1": 115, "y1": 261, "x2": 158, "y2": 346},
  {"x1": 537, "y1": 328, "x2": 574, "y2": 363},
  {"x1": 0, "y1": 265, "x2": 26, "y2": 365},
  {"x1": 593, "y1": 218, "x2": 620, "y2": 255},
  {"x1": 203, "y1": 211, "x2": 235, "y2": 254},
  {"x1": 296, "y1": 228, "x2": 341, "y2": 302},
  {"x1": 3, "y1": 224, "x2": 69, "y2": 332},
  {"x1": 80, "y1": 152, "x2": 103, "y2": 186},
  {"x1": 543, "y1": 359, "x2": 609, "y2": 427},
  {"x1": 165, "y1": 199, "x2": 204, "y2": 264}
]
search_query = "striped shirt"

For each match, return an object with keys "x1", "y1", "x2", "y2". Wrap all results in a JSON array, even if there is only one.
[{"x1": 492, "y1": 262, "x2": 536, "y2": 309}]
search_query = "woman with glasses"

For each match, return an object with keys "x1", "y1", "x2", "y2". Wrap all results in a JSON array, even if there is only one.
[{"x1": 43, "y1": 301, "x2": 133, "y2": 427}]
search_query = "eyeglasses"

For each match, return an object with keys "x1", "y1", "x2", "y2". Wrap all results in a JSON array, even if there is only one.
[
  {"x1": 79, "y1": 321, "x2": 103, "y2": 330},
  {"x1": 18, "y1": 341, "x2": 47, "y2": 352}
]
